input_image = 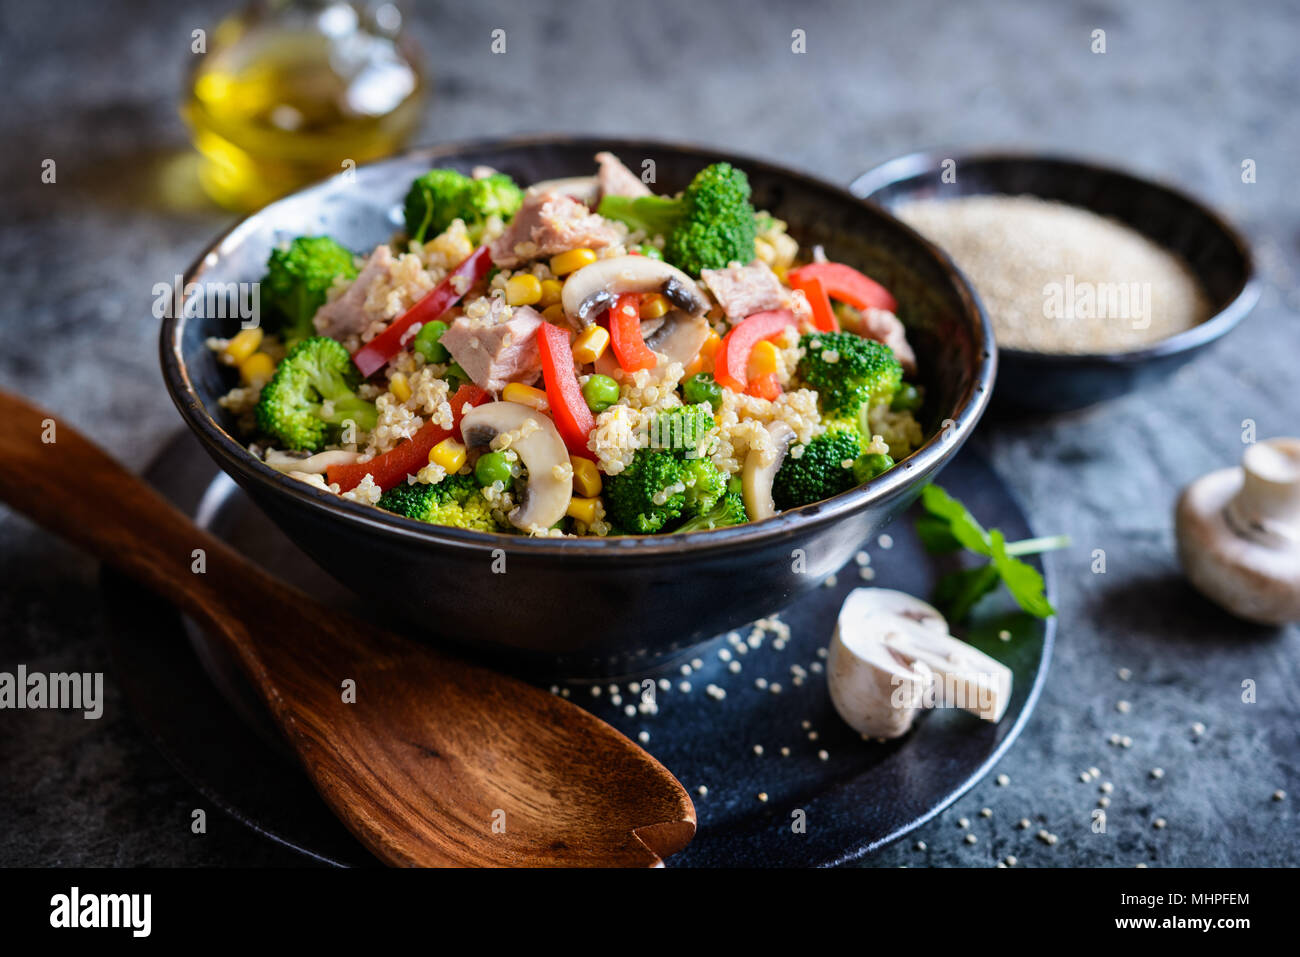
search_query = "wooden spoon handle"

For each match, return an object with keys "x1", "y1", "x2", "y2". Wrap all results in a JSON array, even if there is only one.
[{"x1": 0, "y1": 391, "x2": 282, "y2": 665}]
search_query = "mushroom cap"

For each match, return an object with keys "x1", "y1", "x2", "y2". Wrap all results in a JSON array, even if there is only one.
[
  {"x1": 828, "y1": 599, "x2": 933, "y2": 739},
  {"x1": 460, "y1": 401, "x2": 571, "y2": 531},
  {"x1": 1176, "y1": 464, "x2": 1300, "y2": 625}
]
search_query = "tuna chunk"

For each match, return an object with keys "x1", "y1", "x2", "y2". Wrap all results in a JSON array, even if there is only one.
[
  {"x1": 488, "y1": 191, "x2": 621, "y2": 268},
  {"x1": 439, "y1": 299, "x2": 545, "y2": 392},
  {"x1": 860, "y1": 308, "x2": 918, "y2": 375},
  {"x1": 701, "y1": 261, "x2": 787, "y2": 319},
  {"x1": 595, "y1": 151, "x2": 651, "y2": 200},
  {"x1": 312, "y1": 244, "x2": 392, "y2": 341}
]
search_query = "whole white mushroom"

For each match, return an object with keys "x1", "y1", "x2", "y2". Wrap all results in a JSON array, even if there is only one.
[{"x1": 1176, "y1": 437, "x2": 1300, "y2": 625}]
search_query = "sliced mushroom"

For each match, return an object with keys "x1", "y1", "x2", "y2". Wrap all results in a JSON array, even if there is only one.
[
  {"x1": 828, "y1": 587, "x2": 1014, "y2": 737},
  {"x1": 883, "y1": 619, "x2": 1013, "y2": 722},
  {"x1": 561, "y1": 255, "x2": 708, "y2": 325},
  {"x1": 460, "y1": 401, "x2": 571, "y2": 531},
  {"x1": 741, "y1": 421, "x2": 796, "y2": 522},
  {"x1": 843, "y1": 588, "x2": 949, "y2": 635},
  {"x1": 645, "y1": 312, "x2": 711, "y2": 369},
  {"x1": 264, "y1": 449, "x2": 360, "y2": 474},
  {"x1": 526, "y1": 175, "x2": 599, "y2": 206}
]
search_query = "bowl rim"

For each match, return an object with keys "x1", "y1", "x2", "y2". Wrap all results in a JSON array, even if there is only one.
[
  {"x1": 161, "y1": 134, "x2": 996, "y2": 556},
  {"x1": 849, "y1": 147, "x2": 1261, "y2": 366}
]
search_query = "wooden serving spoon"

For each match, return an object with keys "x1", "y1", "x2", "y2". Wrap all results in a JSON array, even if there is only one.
[{"x1": 0, "y1": 391, "x2": 695, "y2": 866}]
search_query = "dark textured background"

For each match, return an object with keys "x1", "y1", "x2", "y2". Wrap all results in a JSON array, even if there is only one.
[{"x1": 1, "y1": 0, "x2": 1296, "y2": 867}]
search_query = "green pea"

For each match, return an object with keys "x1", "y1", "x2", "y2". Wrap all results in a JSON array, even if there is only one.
[
  {"x1": 682, "y1": 372, "x2": 723, "y2": 411},
  {"x1": 582, "y1": 374, "x2": 620, "y2": 412},
  {"x1": 891, "y1": 383, "x2": 922, "y2": 412},
  {"x1": 852, "y1": 452, "x2": 894, "y2": 484},
  {"x1": 632, "y1": 244, "x2": 664, "y2": 260},
  {"x1": 413, "y1": 320, "x2": 450, "y2": 363},
  {"x1": 474, "y1": 451, "x2": 512, "y2": 487}
]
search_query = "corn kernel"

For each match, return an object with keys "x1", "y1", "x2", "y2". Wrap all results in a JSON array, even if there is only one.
[
  {"x1": 571, "y1": 456, "x2": 602, "y2": 497},
  {"x1": 224, "y1": 326, "x2": 263, "y2": 364},
  {"x1": 747, "y1": 340, "x2": 780, "y2": 379},
  {"x1": 238, "y1": 351, "x2": 275, "y2": 387},
  {"x1": 567, "y1": 495, "x2": 601, "y2": 525},
  {"x1": 538, "y1": 278, "x2": 564, "y2": 308},
  {"x1": 503, "y1": 382, "x2": 549, "y2": 412},
  {"x1": 542, "y1": 303, "x2": 567, "y2": 324},
  {"x1": 551, "y1": 248, "x2": 598, "y2": 276},
  {"x1": 505, "y1": 273, "x2": 543, "y2": 307},
  {"x1": 571, "y1": 325, "x2": 610, "y2": 364},
  {"x1": 639, "y1": 293, "x2": 670, "y2": 320},
  {"x1": 388, "y1": 371, "x2": 412, "y2": 403},
  {"x1": 429, "y1": 438, "x2": 467, "y2": 473},
  {"x1": 685, "y1": 330, "x2": 721, "y2": 377}
]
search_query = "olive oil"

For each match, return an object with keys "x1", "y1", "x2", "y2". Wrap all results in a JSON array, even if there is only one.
[{"x1": 183, "y1": 2, "x2": 424, "y2": 211}]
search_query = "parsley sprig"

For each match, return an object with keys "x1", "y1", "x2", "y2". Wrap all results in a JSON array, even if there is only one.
[{"x1": 915, "y1": 485, "x2": 1069, "y2": 622}]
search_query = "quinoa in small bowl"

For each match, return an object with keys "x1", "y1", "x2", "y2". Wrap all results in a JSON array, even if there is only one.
[{"x1": 853, "y1": 151, "x2": 1258, "y2": 413}]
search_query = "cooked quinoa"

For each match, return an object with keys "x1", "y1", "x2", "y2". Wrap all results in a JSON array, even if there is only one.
[{"x1": 213, "y1": 154, "x2": 927, "y2": 536}]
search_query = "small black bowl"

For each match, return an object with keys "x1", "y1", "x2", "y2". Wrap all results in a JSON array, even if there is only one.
[
  {"x1": 851, "y1": 150, "x2": 1259, "y2": 413},
  {"x1": 161, "y1": 136, "x2": 995, "y2": 676}
]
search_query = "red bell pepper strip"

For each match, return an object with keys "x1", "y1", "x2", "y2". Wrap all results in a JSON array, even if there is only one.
[
  {"x1": 789, "y1": 272, "x2": 837, "y2": 332},
  {"x1": 536, "y1": 322, "x2": 597, "y2": 460},
  {"x1": 352, "y1": 245, "x2": 493, "y2": 377},
  {"x1": 713, "y1": 309, "x2": 796, "y2": 394},
  {"x1": 745, "y1": 372, "x2": 781, "y2": 401},
  {"x1": 787, "y1": 261, "x2": 898, "y2": 313},
  {"x1": 326, "y1": 383, "x2": 490, "y2": 492},
  {"x1": 607, "y1": 293, "x2": 657, "y2": 372}
]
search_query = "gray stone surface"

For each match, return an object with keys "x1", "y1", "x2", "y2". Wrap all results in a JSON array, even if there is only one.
[{"x1": 0, "y1": 0, "x2": 1296, "y2": 867}]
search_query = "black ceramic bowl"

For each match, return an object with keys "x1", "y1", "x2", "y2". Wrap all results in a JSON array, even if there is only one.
[
  {"x1": 161, "y1": 136, "x2": 994, "y2": 676},
  {"x1": 851, "y1": 150, "x2": 1259, "y2": 413}
]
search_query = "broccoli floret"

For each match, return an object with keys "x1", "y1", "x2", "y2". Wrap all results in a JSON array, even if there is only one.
[
  {"x1": 666, "y1": 162, "x2": 758, "y2": 277},
  {"x1": 772, "y1": 426, "x2": 865, "y2": 511},
  {"x1": 261, "y1": 236, "x2": 358, "y2": 346},
  {"x1": 255, "y1": 337, "x2": 377, "y2": 452},
  {"x1": 603, "y1": 449, "x2": 687, "y2": 534},
  {"x1": 597, "y1": 163, "x2": 757, "y2": 277},
  {"x1": 797, "y1": 331, "x2": 903, "y2": 418},
  {"x1": 680, "y1": 457, "x2": 727, "y2": 516},
  {"x1": 648, "y1": 402, "x2": 715, "y2": 457},
  {"x1": 404, "y1": 168, "x2": 524, "y2": 244},
  {"x1": 677, "y1": 478, "x2": 747, "y2": 532},
  {"x1": 377, "y1": 474, "x2": 503, "y2": 532}
]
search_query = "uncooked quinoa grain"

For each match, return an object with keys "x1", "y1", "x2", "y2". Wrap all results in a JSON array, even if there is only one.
[{"x1": 896, "y1": 195, "x2": 1211, "y2": 353}]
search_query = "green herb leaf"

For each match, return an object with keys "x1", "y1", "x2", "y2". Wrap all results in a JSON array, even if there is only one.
[
  {"x1": 914, "y1": 513, "x2": 963, "y2": 553},
  {"x1": 919, "y1": 484, "x2": 992, "y2": 556},
  {"x1": 933, "y1": 565, "x2": 1002, "y2": 622},
  {"x1": 916, "y1": 484, "x2": 1064, "y2": 622},
  {"x1": 990, "y1": 529, "x2": 1056, "y2": 618}
]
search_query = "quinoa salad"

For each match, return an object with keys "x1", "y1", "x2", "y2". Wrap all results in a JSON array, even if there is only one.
[{"x1": 209, "y1": 152, "x2": 926, "y2": 537}]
